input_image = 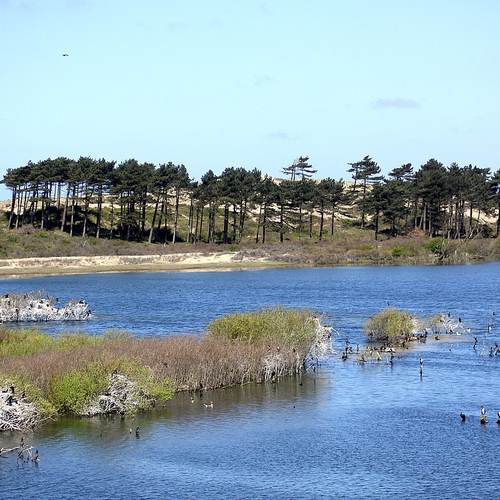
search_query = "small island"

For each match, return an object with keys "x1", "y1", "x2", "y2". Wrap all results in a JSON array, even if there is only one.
[{"x1": 0, "y1": 306, "x2": 332, "y2": 432}]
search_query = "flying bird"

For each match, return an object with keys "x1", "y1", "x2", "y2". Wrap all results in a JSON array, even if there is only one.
[{"x1": 62, "y1": 53, "x2": 69, "y2": 57}]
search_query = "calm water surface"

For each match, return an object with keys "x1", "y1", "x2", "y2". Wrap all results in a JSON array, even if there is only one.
[{"x1": 0, "y1": 264, "x2": 499, "y2": 499}]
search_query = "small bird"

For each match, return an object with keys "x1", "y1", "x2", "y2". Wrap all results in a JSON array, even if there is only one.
[
  {"x1": 62, "y1": 53, "x2": 69, "y2": 57},
  {"x1": 460, "y1": 412, "x2": 466, "y2": 421},
  {"x1": 204, "y1": 401, "x2": 213, "y2": 408}
]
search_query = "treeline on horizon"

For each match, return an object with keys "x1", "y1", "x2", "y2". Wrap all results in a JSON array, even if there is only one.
[{"x1": 1, "y1": 155, "x2": 500, "y2": 244}]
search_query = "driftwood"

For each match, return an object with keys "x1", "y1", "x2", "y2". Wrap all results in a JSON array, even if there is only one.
[
  {"x1": 83, "y1": 373, "x2": 153, "y2": 417},
  {"x1": 0, "y1": 444, "x2": 39, "y2": 465},
  {"x1": 0, "y1": 291, "x2": 91, "y2": 323}
]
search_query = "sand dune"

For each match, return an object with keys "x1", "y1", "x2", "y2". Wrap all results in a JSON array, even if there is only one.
[{"x1": 0, "y1": 252, "x2": 280, "y2": 278}]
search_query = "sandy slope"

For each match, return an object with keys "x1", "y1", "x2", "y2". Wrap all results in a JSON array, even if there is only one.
[{"x1": 0, "y1": 252, "x2": 282, "y2": 278}]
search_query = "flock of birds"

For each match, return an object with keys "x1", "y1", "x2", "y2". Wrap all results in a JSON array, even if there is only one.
[
  {"x1": 460, "y1": 406, "x2": 500, "y2": 425},
  {"x1": 0, "y1": 292, "x2": 91, "y2": 323}
]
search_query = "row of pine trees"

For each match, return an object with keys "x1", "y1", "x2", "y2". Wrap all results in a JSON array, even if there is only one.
[{"x1": 2, "y1": 155, "x2": 500, "y2": 243}]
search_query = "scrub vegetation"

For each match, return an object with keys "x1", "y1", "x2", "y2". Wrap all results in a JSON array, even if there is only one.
[
  {"x1": 363, "y1": 308, "x2": 422, "y2": 344},
  {"x1": 0, "y1": 307, "x2": 331, "y2": 430}
]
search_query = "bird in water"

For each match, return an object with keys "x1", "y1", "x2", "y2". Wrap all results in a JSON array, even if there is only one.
[
  {"x1": 204, "y1": 401, "x2": 214, "y2": 408},
  {"x1": 460, "y1": 412, "x2": 466, "y2": 421}
]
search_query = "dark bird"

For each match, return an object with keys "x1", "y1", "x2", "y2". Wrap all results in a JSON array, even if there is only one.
[
  {"x1": 62, "y1": 53, "x2": 69, "y2": 57},
  {"x1": 460, "y1": 412, "x2": 466, "y2": 421}
]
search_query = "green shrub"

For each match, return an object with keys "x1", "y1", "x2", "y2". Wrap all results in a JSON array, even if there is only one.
[
  {"x1": 0, "y1": 329, "x2": 56, "y2": 357},
  {"x1": 363, "y1": 308, "x2": 420, "y2": 344},
  {"x1": 392, "y1": 245, "x2": 403, "y2": 258},
  {"x1": 47, "y1": 362, "x2": 108, "y2": 414},
  {"x1": 424, "y1": 238, "x2": 442, "y2": 254}
]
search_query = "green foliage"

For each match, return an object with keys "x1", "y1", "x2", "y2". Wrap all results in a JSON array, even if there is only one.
[
  {"x1": 113, "y1": 357, "x2": 175, "y2": 405},
  {"x1": 47, "y1": 362, "x2": 108, "y2": 414},
  {"x1": 363, "y1": 308, "x2": 420, "y2": 344},
  {"x1": 392, "y1": 245, "x2": 403, "y2": 258},
  {"x1": 424, "y1": 238, "x2": 443, "y2": 254},
  {"x1": 0, "y1": 329, "x2": 55, "y2": 357},
  {"x1": 206, "y1": 306, "x2": 318, "y2": 348},
  {"x1": 0, "y1": 329, "x2": 109, "y2": 357}
]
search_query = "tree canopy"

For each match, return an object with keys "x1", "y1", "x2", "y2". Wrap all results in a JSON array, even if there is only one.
[{"x1": 2, "y1": 154, "x2": 499, "y2": 244}]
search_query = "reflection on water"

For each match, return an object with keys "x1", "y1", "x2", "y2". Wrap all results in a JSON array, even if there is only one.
[{"x1": 1, "y1": 264, "x2": 500, "y2": 499}]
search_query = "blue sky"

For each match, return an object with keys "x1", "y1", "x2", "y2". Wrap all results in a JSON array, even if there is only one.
[{"x1": 1, "y1": 0, "x2": 499, "y2": 200}]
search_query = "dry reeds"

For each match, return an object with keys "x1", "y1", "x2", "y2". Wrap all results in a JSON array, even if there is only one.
[{"x1": 0, "y1": 308, "x2": 332, "y2": 429}]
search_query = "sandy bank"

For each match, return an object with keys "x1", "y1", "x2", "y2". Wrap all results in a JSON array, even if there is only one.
[{"x1": 0, "y1": 252, "x2": 286, "y2": 278}]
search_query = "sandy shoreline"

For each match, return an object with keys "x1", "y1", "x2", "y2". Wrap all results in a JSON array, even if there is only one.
[{"x1": 0, "y1": 252, "x2": 287, "y2": 278}]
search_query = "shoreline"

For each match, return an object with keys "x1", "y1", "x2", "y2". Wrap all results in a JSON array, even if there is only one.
[{"x1": 0, "y1": 252, "x2": 289, "y2": 279}]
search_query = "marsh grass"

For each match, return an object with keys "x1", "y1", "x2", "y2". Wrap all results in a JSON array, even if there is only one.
[
  {"x1": 206, "y1": 306, "x2": 317, "y2": 347},
  {"x1": 363, "y1": 308, "x2": 421, "y2": 344},
  {"x1": 0, "y1": 308, "x2": 323, "y2": 425}
]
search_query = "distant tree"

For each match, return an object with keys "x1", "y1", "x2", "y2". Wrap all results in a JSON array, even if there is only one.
[
  {"x1": 255, "y1": 175, "x2": 276, "y2": 244},
  {"x1": 490, "y1": 169, "x2": 500, "y2": 238},
  {"x1": 347, "y1": 155, "x2": 383, "y2": 228},
  {"x1": 199, "y1": 170, "x2": 219, "y2": 243},
  {"x1": 294, "y1": 156, "x2": 317, "y2": 181},
  {"x1": 317, "y1": 178, "x2": 345, "y2": 241},
  {"x1": 385, "y1": 164, "x2": 414, "y2": 236},
  {"x1": 282, "y1": 156, "x2": 316, "y2": 181},
  {"x1": 413, "y1": 159, "x2": 449, "y2": 236},
  {"x1": 171, "y1": 164, "x2": 191, "y2": 244},
  {"x1": 112, "y1": 159, "x2": 154, "y2": 241}
]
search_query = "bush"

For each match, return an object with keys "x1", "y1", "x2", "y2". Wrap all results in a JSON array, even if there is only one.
[
  {"x1": 424, "y1": 238, "x2": 443, "y2": 254},
  {"x1": 206, "y1": 306, "x2": 318, "y2": 349},
  {"x1": 392, "y1": 245, "x2": 403, "y2": 258},
  {"x1": 363, "y1": 308, "x2": 420, "y2": 344},
  {"x1": 47, "y1": 362, "x2": 108, "y2": 414}
]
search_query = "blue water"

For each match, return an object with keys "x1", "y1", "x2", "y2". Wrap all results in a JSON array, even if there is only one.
[{"x1": 0, "y1": 263, "x2": 499, "y2": 499}]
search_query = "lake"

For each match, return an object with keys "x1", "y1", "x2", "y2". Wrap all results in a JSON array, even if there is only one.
[{"x1": 0, "y1": 263, "x2": 499, "y2": 499}]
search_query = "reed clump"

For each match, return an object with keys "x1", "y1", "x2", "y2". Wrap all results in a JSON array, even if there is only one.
[
  {"x1": 363, "y1": 308, "x2": 422, "y2": 344},
  {"x1": 0, "y1": 308, "x2": 330, "y2": 429}
]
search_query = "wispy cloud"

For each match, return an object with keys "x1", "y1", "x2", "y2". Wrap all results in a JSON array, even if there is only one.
[
  {"x1": 372, "y1": 98, "x2": 420, "y2": 109},
  {"x1": 265, "y1": 132, "x2": 290, "y2": 140}
]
